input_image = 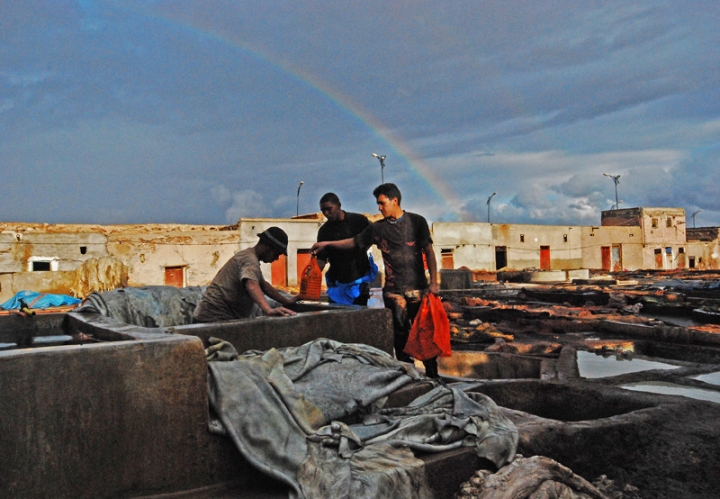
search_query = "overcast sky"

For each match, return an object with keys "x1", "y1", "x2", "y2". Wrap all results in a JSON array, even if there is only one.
[{"x1": 2, "y1": 1, "x2": 719, "y2": 227}]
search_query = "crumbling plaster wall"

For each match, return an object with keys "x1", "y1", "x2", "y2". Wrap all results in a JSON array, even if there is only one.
[
  {"x1": 579, "y1": 226, "x2": 645, "y2": 271},
  {"x1": 0, "y1": 227, "x2": 111, "y2": 302},
  {"x1": 105, "y1": 227, "x2": 240, "y2": 288},
  {"x1": 687, "y1": 228, "x2": 720, "y2": 268},
  {"x1": 639, "y1": 207, "x2": 687, "y2": 245},
  {"x1": 0, "y1": 229, "x2": 108, "y2": 273},
  {"x1": 684, "y1": 241, "x2": 720, "y2": 269},
  {"x1": 492, "y1": 223, "x2": 584, "y2": 270},
  {"x1": 0, "y1": 224, "x2": 241, "y2": 302},
  {"x1": 432, "y1": 222, "x2": 495, "y2": 270}
]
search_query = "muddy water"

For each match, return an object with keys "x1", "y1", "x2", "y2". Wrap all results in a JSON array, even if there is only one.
[
  {"x1": 432, "y1": 350, "x2": 543, "y2": 379},
  {"x1": 577, "y1": 350, "x2": 681, "y2": 378}
]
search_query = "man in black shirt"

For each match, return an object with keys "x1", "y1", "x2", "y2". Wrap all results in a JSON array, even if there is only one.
[
  {"x1": 316, "y1": 193, "x2": 375, "y2": 305},
  {"x1": 312, "y1": 184, "x2": 439, "y2": 377}
]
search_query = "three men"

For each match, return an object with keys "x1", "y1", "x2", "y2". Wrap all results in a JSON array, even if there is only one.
[
  {"x1": 312, "y1": 183, "x2": 439, "y2": 377},
  {"x1": 193, "y1": 227, "x2": 298, "y2": 323},
  {"x1": 315, "y1": 192, "x2": 376, "y2": 306}
]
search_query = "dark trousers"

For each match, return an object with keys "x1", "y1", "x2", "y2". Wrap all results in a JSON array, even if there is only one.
[{"x1": 383, "y1": 290, "x2": 439, "y2": 378}]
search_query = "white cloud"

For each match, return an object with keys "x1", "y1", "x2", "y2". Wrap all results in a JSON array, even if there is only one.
[{"x1": 225, "y1": 190, "x2": 266, "y2": 223}]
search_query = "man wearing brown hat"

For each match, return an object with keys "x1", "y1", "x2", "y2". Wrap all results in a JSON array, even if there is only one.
[{"x1": 193, "y1": 227, "x2": 298, "y2": 322}]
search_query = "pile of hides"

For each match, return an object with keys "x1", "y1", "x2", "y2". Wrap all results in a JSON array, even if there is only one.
[
  {"x1": 74, "y1": 285, "x2": 205, "y2": 327},
  {"x1": 456, "y1": 455, "x2": 618, "y2": 499},
  {"x1": 207, "y1": 338, "x2": 518, "y2": 499},
  {"x1": 0, "y1": 290, "x2": 81, "y2": 310}
]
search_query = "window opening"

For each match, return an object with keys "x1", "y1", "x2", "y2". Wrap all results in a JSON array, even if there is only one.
[{"x1": 32, "y1": 261, "x2": 51, "y2": 271}]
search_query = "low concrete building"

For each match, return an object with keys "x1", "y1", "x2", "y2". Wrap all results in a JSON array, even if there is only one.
[
  {"x1": 686, "y1": 227, "x2": 720, "y2": 269},
  {"x1": 600, "y1": 207, "x2": 688, "y2": 270},
  {"x1": 431, "y1": 207, "x2": 696, "y2": 273},
  {"x1": 429, "y1": 222, "x2": 494, "y2": 270}
]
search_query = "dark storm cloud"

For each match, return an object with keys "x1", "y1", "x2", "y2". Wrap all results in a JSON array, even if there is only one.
[{"x1": 1, "y1": 1, "x2": 718, "y2": 225}]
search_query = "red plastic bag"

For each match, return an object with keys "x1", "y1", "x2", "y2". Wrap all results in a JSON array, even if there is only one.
[{"x1": 404, "y1": 293, "x2": 452, "y2": 361}]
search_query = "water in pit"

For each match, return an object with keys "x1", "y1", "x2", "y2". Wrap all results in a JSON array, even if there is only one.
[
  {"x1": 422, "y1": 351, "x2": 543, "y2": 380},
  {"x1": 0, "y1": 326, "x2": 78, "y2": 350},
  {"x1": 692, "y1": 372, "x2": 720, "y2": 386},
  {"x1": 577, "y1": 350, "x2": 681, "y2": 379},
  {"x1": 621, "y1": 381, "x2": 720, "y2": 404}
]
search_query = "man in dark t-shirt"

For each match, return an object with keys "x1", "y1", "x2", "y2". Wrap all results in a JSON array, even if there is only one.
[
  {"x1": 312, "y1": 183, "x2": 439, "y2": 378},
  {"x1": 315, "y1": 192, "x2": 374, "y2": 305}
]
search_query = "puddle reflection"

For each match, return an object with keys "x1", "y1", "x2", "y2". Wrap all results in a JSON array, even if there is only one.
[
  {"x1": 621, "y1": 381, "x2": 720, "y2": 404},
  {"x1": 692, "y1": 372, "x2": 720, "y2": 386},
  {"x1": 577, "y1": 350, "x2": 681, "y2": 379}
]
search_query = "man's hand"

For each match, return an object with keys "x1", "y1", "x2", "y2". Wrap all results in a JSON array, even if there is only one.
[
  {"x1": 282, "y1": 294, "x2": 301, "y2": 306},
  {"x1": 267, "y1": 306, "x2": 297, "y2": 317},
  {"x1": 311, "y1": 238, "x2": 356, "y2": 255},
  {"x1": 428, "y1": 282, "x2": 439, "y2": 295},
  {"x1": 310, "y1": 241, "x2": 327, "y2": 255}
]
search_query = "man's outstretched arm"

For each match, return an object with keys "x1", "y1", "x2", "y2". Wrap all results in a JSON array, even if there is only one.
[
  {"x1": 311, "y1": 237, "x2": 357, "y2": 255},
  {"x1": 245, "y1": 279, "x2": 296, "y2": 317}
]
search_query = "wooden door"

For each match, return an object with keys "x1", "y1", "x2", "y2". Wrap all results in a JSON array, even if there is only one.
[
  {"x1": 655, "y1": 249, "x2": 664, "y2": 269},
  {"x1": 495, "y1": 246, "x2": 507, "y2": 270},
  {"x1": 540, "y1": 246, "x2": 551, "y2": 270},
  {"x1": 271, "y1": 254, "x2": 287, "y2": 286},
  {"x1": 164, "y1": 267, "x2": 184, "y2": 287},
  {"x1": 441, "y1": 249, "x2": 454, "y2": 269},
  {"x1": 601, "y1": 246, "x2": 611, "y2": 271}
]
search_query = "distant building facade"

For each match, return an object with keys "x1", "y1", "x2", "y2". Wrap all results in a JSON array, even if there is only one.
[
  {"x1": 432, "y1": 207, "x2": 695, "y2": 273},
  {"x1": 1, "y1": 206, "x2": 716, "y2": 302}
]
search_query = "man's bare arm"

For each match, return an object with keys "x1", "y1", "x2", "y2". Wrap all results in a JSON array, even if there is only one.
[
  {"x1": 311, "y1": 237, "x2": 356, "y2": 254},
  {"x1": 424, "y1": 243, "x2": 439, "y2": 295},
  {"x1": 259, "y1": 278, "x2": 299, "y2": 307},
  {"x1": 245, "y1": 279, "x2": 296, "y2": 316}
]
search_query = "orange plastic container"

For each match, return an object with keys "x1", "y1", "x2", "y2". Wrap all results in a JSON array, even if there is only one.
[{"x1": 299, "y1": 255, "x2": 322, "y2": 301}]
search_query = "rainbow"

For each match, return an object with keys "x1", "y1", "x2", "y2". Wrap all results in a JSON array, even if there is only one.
[{"x1": 105, "y1": 2, "x2": 463, "y2": 217}]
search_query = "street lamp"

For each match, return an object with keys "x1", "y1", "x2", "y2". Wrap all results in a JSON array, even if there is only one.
[
  {"x1": 603, "y1": 173, "x2": 621, "y2": 209},
  {"x1": 296, "y1": 181, "x2": 304, "y2": 217},
  {"x1": 372, "y1": 153, "x2": 386, "y2": 184},
  {"x1": 691, "y1": 209, "x2": 703, "y2": 228},
  {"x1": 486, "y1": 192, "x2": 497, "y2": 223}
]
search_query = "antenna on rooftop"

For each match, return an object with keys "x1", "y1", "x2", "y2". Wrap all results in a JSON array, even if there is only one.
[
  {"x1": 603, "y1": 173, "x2": 621, "y2": 209},
  {"x1": 691, "y1": 209, "x2": 703, "y2": 228},
  {"x1": 372, "y1": 153, "x2": 386, "y2": 184}
]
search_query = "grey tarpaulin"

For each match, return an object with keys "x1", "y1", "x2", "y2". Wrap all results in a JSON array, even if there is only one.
[
  {"x1": 207, "y1": 338, "x2": 518, "y2": 499},
  {"x1": 74, "y1": 285, "x2": 206, "y2": 327}
]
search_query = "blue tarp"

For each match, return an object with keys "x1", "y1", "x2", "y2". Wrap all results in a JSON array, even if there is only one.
[
  {"x1": 325, "y1": 253, "x2": 379, "y2": 305},
  {"x1": 0, "y1": 290, "x2": 81, "y2": 310}
]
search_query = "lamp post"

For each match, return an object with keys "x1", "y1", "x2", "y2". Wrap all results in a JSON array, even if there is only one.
[
  {"x1": 691, "y1": 209, "x2": 703, "y2": 228},
  {"x1": 296, "y1": 181, "x2": 304, "y2": 217},
  {"x1": 372, "y1": 153, "x2": 386, "y2": 184},
  {"x1": 603, "y1": 173, "x2": 621, "y2": 209},
  {"x1": 486, "y1": 192, "x2": 497, "y2": 223}
]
